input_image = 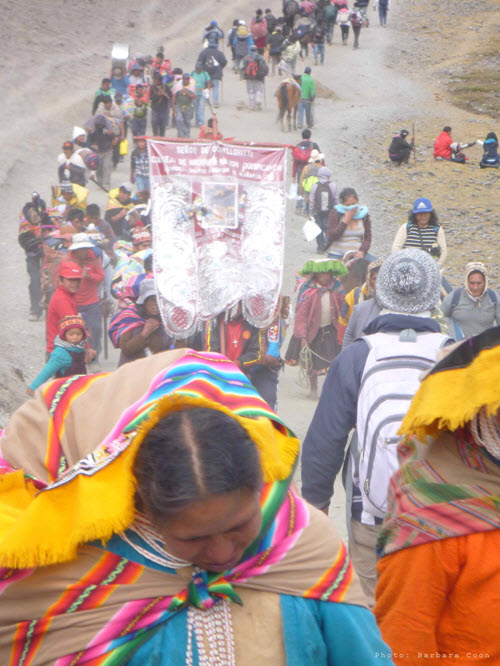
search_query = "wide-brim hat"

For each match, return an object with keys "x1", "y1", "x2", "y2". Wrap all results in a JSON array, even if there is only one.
[
  {"x1": 69, "y1": 233, "x2": 95, "y2": 251},
  {"x1": 375, "y1": 248, "x2": 441, "y2": 314},
  {"x1": 308, "y1": 149, "x2": 324, "y2": 163}
]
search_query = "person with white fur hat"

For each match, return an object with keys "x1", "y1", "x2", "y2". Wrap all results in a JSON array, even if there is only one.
[
  {"x1": 441, "y1": 261, "x2": 500, "y2": 339},
  {"x1": 73, "y1": 126, "x2": 89, "y2": 148},
  {"x1": 301, "y1": 248, "x2": 454, "y2": 606}
]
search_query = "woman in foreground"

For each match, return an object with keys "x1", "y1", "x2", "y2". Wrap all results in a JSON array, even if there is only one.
[{"x1": 0, "y1": 349, "x2": 391, "y2": 664}]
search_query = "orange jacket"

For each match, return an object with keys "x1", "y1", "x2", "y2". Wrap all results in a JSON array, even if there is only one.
[{"x1": 375, "y1": 530, "x2": 500, "y2": 664}]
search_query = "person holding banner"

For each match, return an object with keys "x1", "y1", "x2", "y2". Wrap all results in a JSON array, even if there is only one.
[{"x1": 204, "y1": 302, "x2": 265, "y2": 377}]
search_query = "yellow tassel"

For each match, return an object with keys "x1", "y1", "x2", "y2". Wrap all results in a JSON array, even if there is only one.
[
  {"x1": 0, "y1": 394, "x2": 299, "y2": 568},
  {"x1": 400, "y1": 345, "x2": 500, "y2": 439}
]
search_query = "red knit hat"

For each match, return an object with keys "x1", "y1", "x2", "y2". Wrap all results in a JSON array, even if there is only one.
[{"x1": 58, "y1": 315, "x2": 88, "y2": 340}]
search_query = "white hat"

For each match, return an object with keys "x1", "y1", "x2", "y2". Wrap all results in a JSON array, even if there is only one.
[
  {"x1": 73, "y1": 126, "x2": 86, "y2": 141},
  {"x1": 69, "y1": 232, "x2": 95, "y2": 251},
  {"x1": 239, "y1": 20, "x2": 246, "y2": 25},
  {"x1": 120, "y1": 182, "x2": 133, "y2": 193},
  {"x1": 308, "y1": 149, "x2": 324, "y2": 163}
]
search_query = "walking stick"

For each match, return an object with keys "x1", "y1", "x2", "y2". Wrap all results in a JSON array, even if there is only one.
[
  {"x1": 90, "y1": 176, "x2": 110, "y2": 194},
  {"x1": 103, "y1": 314, "x2": 109, "y2": 360},
  {"x1": 206, "y1": 98, "x2": 218, "y2": 137}
]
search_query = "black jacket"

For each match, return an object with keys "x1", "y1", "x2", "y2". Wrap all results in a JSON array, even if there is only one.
[{"x1": 197, "y1": 47, "x2": 228, "y2": 80}]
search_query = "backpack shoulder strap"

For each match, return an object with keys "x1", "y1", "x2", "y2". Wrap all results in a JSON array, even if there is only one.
[
  {"x1": 450, "y1": 288, "x2": 462, "y2": 312},
  {"x1": 486, "y1": 288, "x2": 498, "y2": 305}
]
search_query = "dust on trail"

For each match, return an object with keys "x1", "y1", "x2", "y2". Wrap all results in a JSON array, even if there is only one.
[{"x1": 1, "y1": 0, "x2": 498, "y2": 525}]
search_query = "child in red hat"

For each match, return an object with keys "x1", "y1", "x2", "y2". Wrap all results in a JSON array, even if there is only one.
[{"x1": 27, "y1": 315, "x2": 95, "y2": 394}]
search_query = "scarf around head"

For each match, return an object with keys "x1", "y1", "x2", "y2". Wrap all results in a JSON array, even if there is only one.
[
  {"x1": 464, "y1": 261, "x2": 488, "y2": 301},
  {"x1": 0, "y1": 350, "x2": 365, "y2": 664}
]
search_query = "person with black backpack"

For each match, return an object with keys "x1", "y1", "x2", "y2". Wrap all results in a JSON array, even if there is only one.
[
  {"x1": 312, "y1": 22, "x2": 327, "y2": 64},
  {"x1": 323, "y1": 2, "x2": 338, "y2": 44},
  {"x1": 240, "y1": 45, "x2": 269, "y2": 111},
  {"x1": 197, "y1": 43, "x2": 228, "y2": 108},
  {"x1": 309, "y1": 167, "x2": 340, "y2": 252}
]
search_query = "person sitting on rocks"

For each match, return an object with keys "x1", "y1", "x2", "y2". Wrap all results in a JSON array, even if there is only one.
[
  {"x1": 433, "y1": 125, "x2": 475, "y2": 164},
  {"x1": 388, "y1": 129, "x2": 414, "y2": 165},
  {"x1": 478, "y1": 131, "x2": 499, "y2": 169}
]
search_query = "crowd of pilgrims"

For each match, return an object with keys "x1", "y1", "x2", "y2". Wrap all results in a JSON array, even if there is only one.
[{"x1": 17, "y1": 1, "x2": 499, "y2": 406}]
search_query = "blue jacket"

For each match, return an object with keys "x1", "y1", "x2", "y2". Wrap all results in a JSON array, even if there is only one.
[
  {"x1": 301, "y1": 313, "x2": 444, "y2": 511},
  {"x1": 129, "y1": 594, "x2": 393, "y2": 665},
  {"x1": 29, "y1": 345, "x2": 84, "y2": 391}
]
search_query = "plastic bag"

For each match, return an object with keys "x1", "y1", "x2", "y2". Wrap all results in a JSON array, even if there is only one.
[{"x1": 302, "y1": 217, "x2": 322, "y2": 242}]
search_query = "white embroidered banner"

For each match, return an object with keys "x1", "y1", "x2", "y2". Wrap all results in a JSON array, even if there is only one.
[{"x1": 148, "y1": 139, "x2": 287, "y2": 338}]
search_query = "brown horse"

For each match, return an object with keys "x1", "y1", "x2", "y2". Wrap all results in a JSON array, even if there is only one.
[{"x1": 276, "y1": 78, "x2": 301, "y2": 132}]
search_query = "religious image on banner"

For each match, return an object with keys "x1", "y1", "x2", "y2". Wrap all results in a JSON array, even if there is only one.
[{"x1": 148, "y1": 140, "x2": 288, "y2": 339}]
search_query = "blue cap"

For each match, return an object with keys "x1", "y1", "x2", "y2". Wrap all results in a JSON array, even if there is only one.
[
  {"x1": 412, "y1": 197, "x2": 433, "y2": 214},
  {"x1": 210, "y1": 20, "x2": 218, "y2": 26}
]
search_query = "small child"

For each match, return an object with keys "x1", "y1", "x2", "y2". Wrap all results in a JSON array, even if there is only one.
[{"x1": 27, "y1": 315, "x2": 94, "y2": 395}]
